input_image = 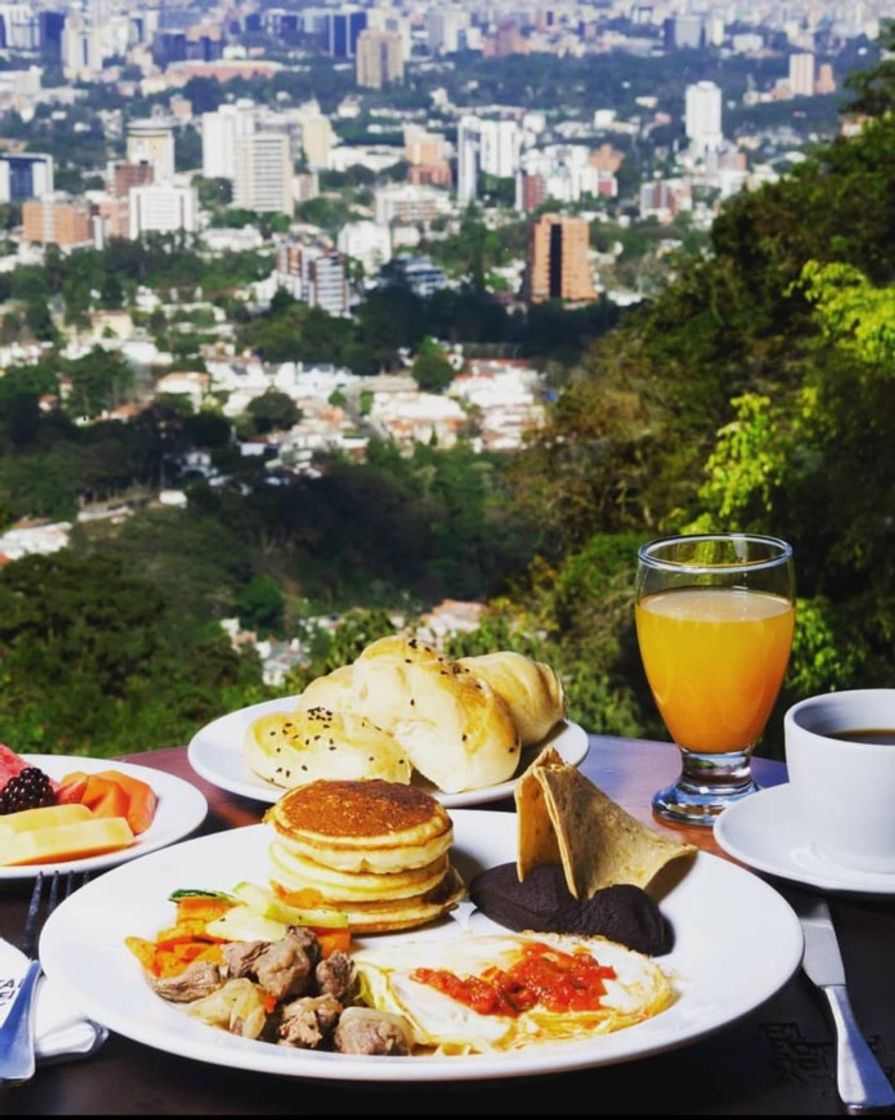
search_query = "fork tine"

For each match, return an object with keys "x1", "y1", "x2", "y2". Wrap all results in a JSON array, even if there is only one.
[
  {"x1": 20, "y1": 873, "x2": 44, "y2": 960},
  {"x1": 46, "y1": 870, "x2": 60, "y2": 916}
]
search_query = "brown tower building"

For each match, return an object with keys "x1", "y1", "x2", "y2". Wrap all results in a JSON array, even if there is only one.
[
  {"x1": 356, "y1": 29, "x2": 404, "y2": 89},
  {"x1": 525, "y1": 213, "x2": 596, "y2": 303}
]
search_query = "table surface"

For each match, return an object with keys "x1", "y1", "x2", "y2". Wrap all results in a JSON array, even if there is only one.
[{"x1": 1, "y1": 735, "x2": 894, "y2": 1116}]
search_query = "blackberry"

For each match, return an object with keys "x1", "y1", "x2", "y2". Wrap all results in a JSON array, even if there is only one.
[{"x1": 0, "y1": 768, "x2": 56, "y2": 814}]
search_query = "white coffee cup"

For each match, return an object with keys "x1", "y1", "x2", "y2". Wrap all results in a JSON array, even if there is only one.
[{"x1": 784, "y1": 689, "x2": 895, "y2": 873}]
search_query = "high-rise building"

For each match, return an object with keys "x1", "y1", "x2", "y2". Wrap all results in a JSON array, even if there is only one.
[
  {"x1": 789, "y1": 52, "x2": 816, "y2": 97},
  {"x1": 356, "y1": 29, "x2": 404, "y2": 89},
  {"x1": 457, "y1": 115, "x2": 481, "y2": 204},
  {"x1": 39, "y1": 11, "x2": 66, "y2": 58},
  {"x1": 304, "y1": 250, "x2": 349, "y2": 317},
  {"x1": 456, "y1": 117, "x2": 520, "y2": 203},
  {"x1": 479, "y1": 119, "x2": 521, "y2": 179},
  {"x1": 815, "y1": 62, "x2": 836, "y2": 96},
  {"x1": 61, "y1": 13, "x2": 103, "y2": 79},
  {"x1": 112, "y1": 160, "x2": 155, "y2": 199},
  {"x1": 673, "y1": 14, "x2": 704, "y2": 49},
  {"x1": 23, "y1": 193, "x2": 91, "y2": 246},
  {"x1": 327, "y1": 8, "x2": 367, "y2": 59},
  {"x1": 524, "y1": 214, "x2": 595, "y2": 304},
  {"x1": 337, "y1": 220, "x2": 391, "y2": 276},
  {"x1": 299, "y1": 113, "x2": 332, "y2": 172},
  {"x1": 129, "y1": 183, "x2": 198, "y2": 239},
  {"x1": 127, "y1": 119, "x2": 176, "y2": 182},
  {"x1": 685, "y1": 81, "x2": 723, "y2": 151},
  {"x1": 427, "y1": 7, "x2": 468, "y2": 54},
  {"x1": 201, "y1": 100, "x2": 256, "y2": 180},
  {"x1": 0, "y1": 152, "x2": 53, "y2": 203},
  {"x1": 234, "y1": 132, "x2": 292, "y2": 214},
  {"x1": 0, "y1": 4, "x2": 39, "y2": 50}
]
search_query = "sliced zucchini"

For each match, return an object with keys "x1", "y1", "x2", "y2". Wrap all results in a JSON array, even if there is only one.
[
  {"x1": 205, "y1": 905, "x2": 288, "y2": 943},
  {"x1": 168, "y1": 888, "x2": 237, "y2": 903},
  {"x1": 232, "y1": 881, "x2": 349, "y2": 930}
]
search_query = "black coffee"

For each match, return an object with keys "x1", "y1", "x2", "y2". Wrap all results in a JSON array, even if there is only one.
[{"x1": 827, "y1": 728, "x2": 895, "y2": 745}]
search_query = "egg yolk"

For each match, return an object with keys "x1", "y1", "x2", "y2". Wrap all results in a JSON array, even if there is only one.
[{"x1": 410, "y1": 941, "x2": 617, "y2": 1017}]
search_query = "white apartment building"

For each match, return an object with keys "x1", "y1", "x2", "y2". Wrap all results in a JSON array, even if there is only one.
[
  {"x1": 789, "y1": 52, "x2": 816, "y2": 97},
  {"x1": 337, "y1": 220, "x2": 392, "y2": 275},
  {"x1": 234, "y1": 132, "x2": 292, "y2": 214},
  {"x1": 374, "y1": 183, "x2": 452, "y2": 227},
  {"x1": 129, "y1": 183, "x2": 198, "y2": 238},
  {"x1": 685, "y1": 81, "x2": 723, "y2": 152},
  {"x1": 457, "y1": 116, "x2": 521, "y2": 203},
  {"x1": 127, "y1": 119, "x2": 176, "y2": 182},
  {"x1": 201, "y1": 100, "x2": 256, "y2": 181}
]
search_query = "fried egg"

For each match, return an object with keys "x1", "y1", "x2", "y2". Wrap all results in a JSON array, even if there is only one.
[{"x1": 353, "y1": 932, "x2": 673, "y2": 1054}]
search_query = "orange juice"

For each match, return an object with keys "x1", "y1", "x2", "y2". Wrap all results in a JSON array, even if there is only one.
[{"x1": 635, "y1": 587, "x2": 794, "y2": 753}]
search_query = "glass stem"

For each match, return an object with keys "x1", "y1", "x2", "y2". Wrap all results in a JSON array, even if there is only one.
[
  {"x1": 678, "y1": 749, "x2": 757, "y2": 799},
  {"x1": 652, "y1": 748, "x2": 760, "y2": 826}
]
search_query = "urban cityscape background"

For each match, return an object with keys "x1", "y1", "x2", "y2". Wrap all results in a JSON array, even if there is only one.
[{"x1": 0, "y1": 1, "x2": 892, "y2": 761}]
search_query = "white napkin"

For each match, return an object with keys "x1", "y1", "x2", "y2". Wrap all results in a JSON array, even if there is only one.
[{"x1": 0, "y1": 939, "x2": 104, "y2": 1062}]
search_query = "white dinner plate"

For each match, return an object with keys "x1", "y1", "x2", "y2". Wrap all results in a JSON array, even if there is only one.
[
  {"x1": 0, "y1": 755, "x2": 208, "y2": 881},
  {"x1": 39, "y1": 810, "x2": 803, "y2": 1082},
  {"x1": 714, "y1": 782, "x2": 895, "y2": 896},
  {"x1": 187, "y1": 699, "x2": 589, "y2": 808}
]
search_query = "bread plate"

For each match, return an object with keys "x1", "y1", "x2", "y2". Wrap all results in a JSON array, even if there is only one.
[
  {"x1": 38, "y1": 811, "x2": 803, "y2": 1082},
  {"x1": 187, "y1": 699, "x2": 589, "y2": 808}
]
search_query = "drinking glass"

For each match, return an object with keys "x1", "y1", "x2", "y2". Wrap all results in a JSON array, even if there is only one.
[{"x1": 635, "y1": 533, "x2": 795, "y2": 826}]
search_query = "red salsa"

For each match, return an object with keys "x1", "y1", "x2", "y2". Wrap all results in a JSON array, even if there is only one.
[{"x1": 410, "y1": 941, "x2": 617, "y2": 1018}]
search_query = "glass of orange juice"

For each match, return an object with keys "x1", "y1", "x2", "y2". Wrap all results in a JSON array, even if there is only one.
[{"x1": 635, "y1": 534, "x2": 795, "y2": 826}]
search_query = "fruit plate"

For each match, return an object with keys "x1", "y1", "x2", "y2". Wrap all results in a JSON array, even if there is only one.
[
  {"x1": 0, "y1": 755, "x2": 208, "y2": 881},
  {"x1": 187, "y1": 702, "x2": 589, "y2": 808}
]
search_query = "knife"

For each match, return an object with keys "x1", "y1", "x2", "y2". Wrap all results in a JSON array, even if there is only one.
[{"x1": 791, "y1": 890, "x2": 895, "y2": 1114}]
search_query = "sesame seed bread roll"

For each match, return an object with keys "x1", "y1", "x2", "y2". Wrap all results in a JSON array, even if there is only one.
[
  {"x1": 456, "y1": 651, "x2": 566, "y2": 746},
  {"x1": 352, "y1": 637, "x2": 521, "y2": 794},
  {"x1": 244, "y1": 706, "x2": 412, "y2": 789},
  {"x1": 294, "y1": 663, "x2": 355, "y2": 715}
]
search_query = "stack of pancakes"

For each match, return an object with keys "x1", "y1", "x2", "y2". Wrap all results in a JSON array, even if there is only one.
[{"x1": 264, "y1": 779, "x2": 464, "y2": 934}]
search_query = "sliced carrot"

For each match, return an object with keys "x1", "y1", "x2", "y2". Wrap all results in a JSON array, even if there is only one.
[
  {"x1": 95, "y1": 770, "x2": 158, "y2": 835},
  {"x1": 315, "y1": 928, "x2": 352, "y2": 958},
  {"x1": 273, "y1": 884, "x2": 324, "y2": 908},
  {"x1": 154, "y1": 918, "x2": 215, "y2": 947},
  {"x1": 175, "y1": 897, "x2": 232, "y2": 924}
]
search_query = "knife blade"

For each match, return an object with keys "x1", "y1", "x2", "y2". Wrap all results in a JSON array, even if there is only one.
[{"x1": 790, "y1": 889, "x2": 895, "y2": 1114}]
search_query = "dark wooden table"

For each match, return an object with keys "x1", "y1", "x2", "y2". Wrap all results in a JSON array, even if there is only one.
[{"x1": 1, "y1": 736, "x2": 894, "y2": 1115}]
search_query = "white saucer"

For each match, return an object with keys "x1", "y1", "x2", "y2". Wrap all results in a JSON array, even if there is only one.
[{"x1": 714, "y1": 783, "x2": 895, "y2": 896}]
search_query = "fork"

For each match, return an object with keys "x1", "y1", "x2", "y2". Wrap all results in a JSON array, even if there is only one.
[{"x1": 0, "y1": 871, "x2": 88, "y2": 1083}]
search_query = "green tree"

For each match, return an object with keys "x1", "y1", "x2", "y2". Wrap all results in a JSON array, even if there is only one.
[
  {"x1": 411, "y1": 338, "x2": 454, "y2": 392},
  {"x1": 245, "y1": 390, "x2": 301, "y2": 434}
]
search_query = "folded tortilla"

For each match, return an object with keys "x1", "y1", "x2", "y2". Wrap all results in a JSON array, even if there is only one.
[{"x1": 515, "y1": 746, "x2": 696, "y2": 899}]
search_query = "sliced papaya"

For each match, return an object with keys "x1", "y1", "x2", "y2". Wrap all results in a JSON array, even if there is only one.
[
  {"x1": 81, "y1": 776, "x2": 129, "y2": 820},
  {"x1": 95, "y1": 770, "x2": 158, "y2": 835}
]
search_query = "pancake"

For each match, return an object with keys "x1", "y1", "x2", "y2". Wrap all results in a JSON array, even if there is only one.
[
  {"x1": 272, "y1": 866, "x2": 466, "y2": 934},
  {"x1": 268, "y1": 842, "x2": 450, "y2": 902},
  {"x1": 265, "y1": 780, "x2": 453, "y2": 873},
  {"x1": 244, "y1": 706, "x2": 411, "y2": 789},
  {"x1": 264, "y1": 779, "x2": 464, "y2": 933}
]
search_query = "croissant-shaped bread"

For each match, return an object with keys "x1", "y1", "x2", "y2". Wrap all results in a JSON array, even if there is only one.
[{"x1": 457, "y1": 651, "x2": 565, "y2": 746}]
